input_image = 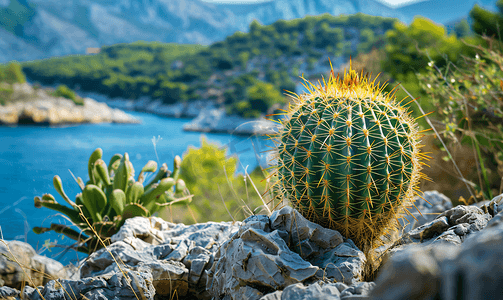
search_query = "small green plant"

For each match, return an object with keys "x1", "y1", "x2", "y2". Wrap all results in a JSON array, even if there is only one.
[
  {"x1": 272, "y1": 60, "x2": 426, "y2": 277},
  {"x1": 0, "y1": 83, "x2": 14, "y2": 106},
  {"x1": 52, "y1": 84, "x2": 84, "y2": 106},
  {"x1": 33, "y1": 148, "x2": 191, "y2": 254},
  {"x1": 417, "y1": 36, "x2": 503, "y2": 201}
]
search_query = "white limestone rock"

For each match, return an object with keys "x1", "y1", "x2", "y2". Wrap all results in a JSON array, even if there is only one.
[
  {"x1": 0, "y1": 83, "x2": 140, "y2": 125},
  {"x1": 183, "y1": 108, "x2": 279, "y2": 135},
  {"x1": 371, "y1": 221, "x2": 503, "y2": 300},
  {"x1": 0, "y1": 240, "x2": 73, "y2": 290},
  {"x1": 80, "y1": 217, "x2": 240, "y2": 299},
  {"x1": 206, "y1": 206, "x2": 366, "y2": 300}
]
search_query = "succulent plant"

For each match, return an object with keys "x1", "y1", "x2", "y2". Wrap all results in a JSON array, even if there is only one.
[
  {"x1": 33, "y1": 148, "x2": 191, "y2": 254},
  {"x1": 273, "y1": 61, "x2": 427, "y2": 254}
]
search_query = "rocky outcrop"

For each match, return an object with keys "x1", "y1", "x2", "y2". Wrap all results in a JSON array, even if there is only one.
[
  {"x1": 0, "y1": 240, "x2": 76, "y2": 290},
  {"x1": 207, "y1": 207, "x2": 367, "y2": 299},
  {"x1": 371, "y1": 193, "x2": 503, "y2": 300},
  {"x1": 2, "y1": 192, "x2": 503, "y2": 299},
  {"x1": 372, "y1": 218, "x2": 503, "y2": 300},
  {"x1": 81, "y1": 207, "x2": 366, "y2": 300},
  {"x1": 79, "y1": 91, "x2": 279, "y2": 135},
  {"x1": 183, "y1": 108, "x2": 279, "y2": 136},
  {"x1": 79, "y1": 92, "x2": 214, "y2": 119},
  {"x1": 81, "y1": 218, "x2": 240, "y2": 299},
  {"x1": 0, "y1": 268, "x2": 155, "y2": 300},
  {"x1": 0, "y1": 83, "x2": 139, "y2": 125},
  {"x1": 0, "y1": 217, "x2": 240, "y2": 300},
  {"x1": 0, "y1": 207, "x2": 369, "y2": 300},
  {"x1": 399, "y1": 190, "x2": 454, "y2": 233}
]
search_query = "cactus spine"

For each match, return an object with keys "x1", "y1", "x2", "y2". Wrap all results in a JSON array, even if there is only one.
[{"x1": 275, "y1": 61, "x2": 426, "y2": 253}]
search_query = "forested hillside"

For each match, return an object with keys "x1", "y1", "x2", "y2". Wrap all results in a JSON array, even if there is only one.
[{"x1": 21, "y1": 13, "x2": 396, "y2": 118}]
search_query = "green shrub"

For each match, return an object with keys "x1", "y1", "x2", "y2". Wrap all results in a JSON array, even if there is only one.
[
  {"x1": 231, "y1": 100, "x2": 256, "y2": 118},
  {"x1": 469, "y1": 0, "x2": 503, "y2": 38},
  {"x1": 178, "y1": 137, "x2": 269, "y2": 224},
  {"x1": 0, "y1": 61, "x2": 26, "y2": 84},
  {"x1": 246, "y1": 81, "x2": 286, "y2": 114},
  {"x1": 0, "y1": 83, "x2": 13, "y2": 106},
  {"x1": 53, "y1": 84, "x2": 84, "y2": 105},
  {"x1": 417, "y1": 36, "x2": 503, "y2": 200},
  {"x1": 382, "y1": 17, "x2": 465, "y2": 80}
]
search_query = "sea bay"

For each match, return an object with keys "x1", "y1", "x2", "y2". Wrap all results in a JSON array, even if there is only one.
[{"x1": 0, "y1": 110, "x2": 271, "y2": 264}]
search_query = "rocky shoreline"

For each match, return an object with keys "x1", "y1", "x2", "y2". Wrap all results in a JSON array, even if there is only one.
[
  {"x1": 183, "y1": 107, "x2": 279, "y2": 136},
  {"x1": 0, "y1": 83, "x2": 140, "y2": 126},
  {"x1": 77, "y1": 91, "x2": 279, "y2": 136},
  {"x1": 1, "y1": 191, "x2": 502, "y2": 299}
]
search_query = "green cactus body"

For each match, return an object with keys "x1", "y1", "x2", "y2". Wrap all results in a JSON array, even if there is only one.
[
  {"x1": 113, "y1": 153, "x2": 131, "y2": 191},
  {"x1": 88, "y1": 148, "x2": 103, "y2": 184},
  {"x1": 275, "y1": 63, "x2": 425, "y2": 252},
  {"x1": 95, "y1": 159, "x2": 111, "y2": 186},
  {"x1": 82, "y1": 184, "x2": 107, "y2": 222},
  {"x1": 34, "y1": 148, "x2": 190, "y2": 254},
  {"x1": 126, "y1": 182, "x2": 144, "y2": 204}
]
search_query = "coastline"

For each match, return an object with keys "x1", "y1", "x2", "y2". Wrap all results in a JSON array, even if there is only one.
[
  {"x1": 0, "y1": 83, "x2": 140, "y2": 126},
  {"x1": 78, "y1": 91, "x2": 280, "y2": 136},
  {"x1": 4, "y1": 81, "x2": 279, "y2": 135}
]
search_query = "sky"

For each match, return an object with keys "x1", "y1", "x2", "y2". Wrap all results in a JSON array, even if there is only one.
[{"x1": 201, "y1": 0, "x2": 425, "y2": 7}]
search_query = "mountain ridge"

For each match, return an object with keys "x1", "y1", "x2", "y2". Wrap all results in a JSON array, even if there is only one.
[{"x1": 0, "y1": 0, "x2": 497, "y2": 63}]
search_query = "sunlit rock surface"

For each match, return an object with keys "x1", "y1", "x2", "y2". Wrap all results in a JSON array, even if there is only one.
[{"x1": 0, "y1": 83, "x2": 139, "y2": 125}]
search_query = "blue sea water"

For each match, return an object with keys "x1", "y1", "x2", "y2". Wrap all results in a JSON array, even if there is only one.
[{"x1": 0, "y1": 111, "x2": 272, "y2": 265}]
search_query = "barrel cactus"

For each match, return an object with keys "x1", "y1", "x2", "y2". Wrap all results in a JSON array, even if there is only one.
[
  {"x1": 274, "y1": 62, "x2": 427, "y2": 255},
  {"x1": 33, "y1": 148, "x2": 191, "y2": 254}
]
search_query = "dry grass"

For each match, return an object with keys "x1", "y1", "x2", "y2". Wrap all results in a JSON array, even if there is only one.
[{"x1": 0, "y1": 206, "x2": 147, "y2": 300}]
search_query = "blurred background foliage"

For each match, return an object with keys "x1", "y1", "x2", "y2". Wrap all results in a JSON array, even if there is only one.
[
  {"x1": 0, "y1": 61, "x2": 26, "y2": 105},
  {"x1": 161, "y1": 136, "x2": 271, "y2": 224},
  {"x1": 51, "y1": 84, "x2": 83, "y2": 105},
  {"x1": 416, "y1": 36, "x2": 503, "y2": 202},
  {"x1": 0, "y1": 61, "x2": 26, "y2": 84}
]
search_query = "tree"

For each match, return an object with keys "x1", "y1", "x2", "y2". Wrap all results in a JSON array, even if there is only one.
[
  {"x1": 238, "y1": 51, "x2": 250, "y2": 68},
  {"x1": 470, "y1": 0, "x2": 503, "y2": 38},
  {"x1": 382, "y1": 17, "x2": 463, "y2": 80},
  {"x1": 454, "y1": 19, "x2": 471, "y2": 38},
  {"x1": 250, "y1": 19, "x2": 261, "y2": 34},
  {"x1": 159, "y1": 80, "x2": 188, "y2": 104},
  {"x1": 3, "y1": 62, "x2": 26, "y2": 84},
  {"x1": 246, "y1": 81, "x2": 285, "y2": 115},
  {"x1": 357, "y1": 28, "x2": 376, "y2": 54}
]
